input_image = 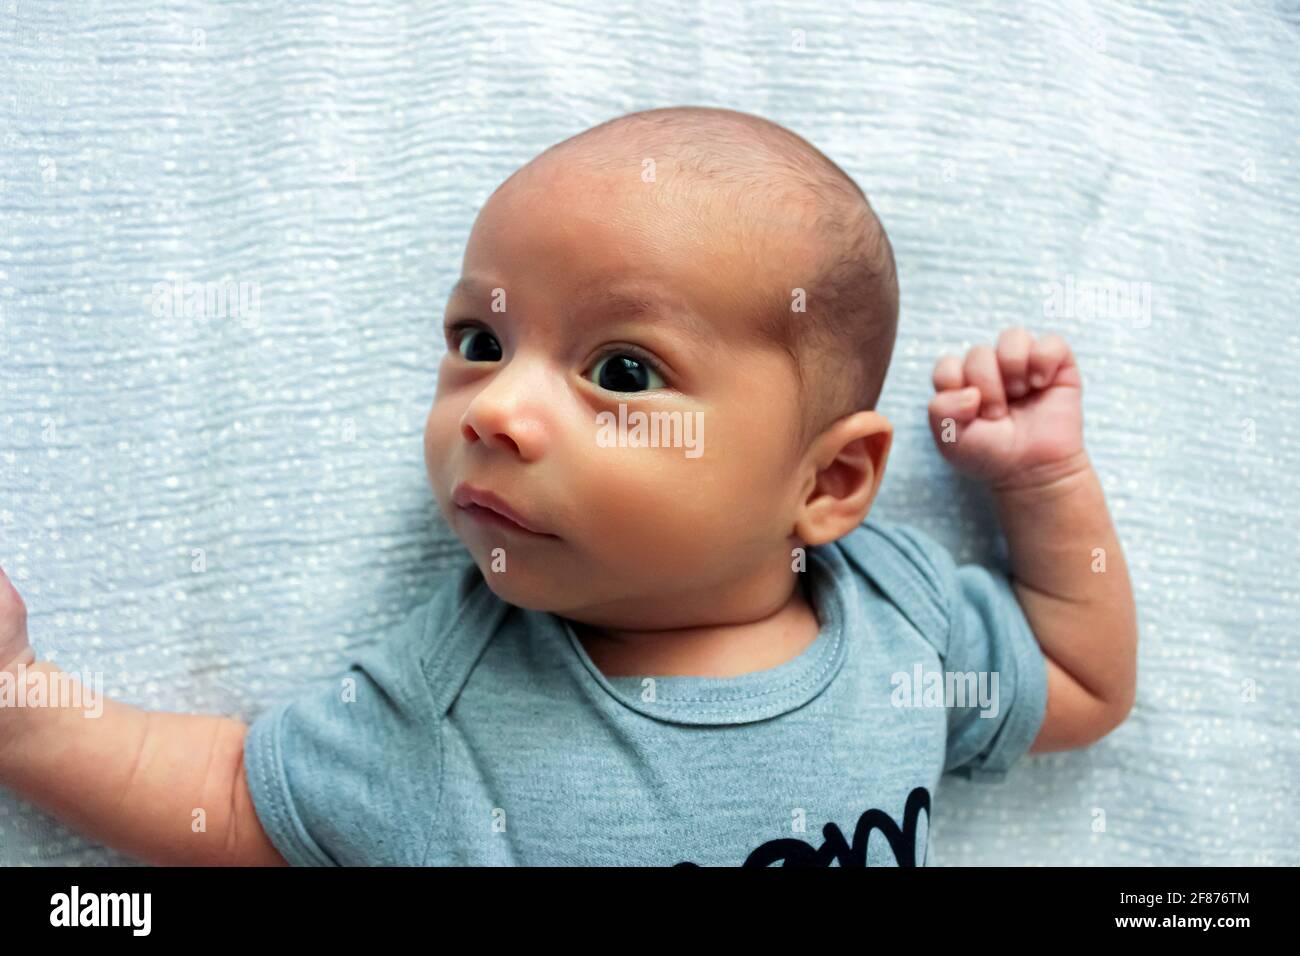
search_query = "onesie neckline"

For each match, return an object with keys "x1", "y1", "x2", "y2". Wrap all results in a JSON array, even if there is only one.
[{"x1": 556, "y1": 542, "x2": 854, "y2": 726}]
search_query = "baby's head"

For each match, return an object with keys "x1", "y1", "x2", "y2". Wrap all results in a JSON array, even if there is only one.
[{"x1": 425, "y1": 107, "x2": 898, "y2": 630}]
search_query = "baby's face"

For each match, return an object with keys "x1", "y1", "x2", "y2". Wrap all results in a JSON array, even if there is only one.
[{"x1": 424, "y1": 160, "x2": 820, "y2": 628}]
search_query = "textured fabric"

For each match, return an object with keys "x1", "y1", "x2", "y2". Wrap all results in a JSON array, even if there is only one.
[
  {"x1": 243, "y1": 518, "x2": 1047, "y2": 866},
  {"x1": 1, "y1": 1, "x2": 1296, "y2": 866}
]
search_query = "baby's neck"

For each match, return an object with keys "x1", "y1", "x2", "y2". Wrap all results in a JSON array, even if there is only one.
[{"x1": 571, "y1": 576, "x2": 820, "y2": 679}]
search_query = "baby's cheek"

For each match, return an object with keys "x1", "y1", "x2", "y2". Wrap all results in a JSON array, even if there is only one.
[
  {"x1": 423, "y1": 408, "x2": 458, "y2": 493},
  {"x1": 422, "y1": 415, "x2": 438, "y2": 475},
  {"x1": 595, "y1": 453, "x2": 735, "y2": 546},
  {"x1": 425, "y1": 398, "x2": 462, "y2": 451}
]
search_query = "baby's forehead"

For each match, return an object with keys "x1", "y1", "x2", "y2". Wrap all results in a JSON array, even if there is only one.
[{"x1": 489, "y1": 150, "x2": 830, "y2": 343}]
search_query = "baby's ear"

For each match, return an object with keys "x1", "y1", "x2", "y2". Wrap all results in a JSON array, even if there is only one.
[{"x1": 794, "y1": 412, "x2": 891, "y2": 546}]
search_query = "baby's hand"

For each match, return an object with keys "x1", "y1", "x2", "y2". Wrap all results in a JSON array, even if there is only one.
[
  {"x1": 927, "y1": 327, "x2": 1086, "y2": 492},
  {"x1": 0, "y1": 564, "x2": 32, "y2": 674}
]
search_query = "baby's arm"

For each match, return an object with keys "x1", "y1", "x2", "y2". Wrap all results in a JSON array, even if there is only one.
[
  {"x1": 992, "y1": 457, "x2": 1136, "y2": 750},
  {"x1": 928, "y1": 328, "x2": 1138, "y2": 752},
  {"x1": 0, "y1": 568, "x2": 286, "y2": 865}
]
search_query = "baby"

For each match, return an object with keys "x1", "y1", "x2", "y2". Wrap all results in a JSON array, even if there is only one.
[{"x1": 0, "y1": 107, "x2": 1137, "y2": 866}]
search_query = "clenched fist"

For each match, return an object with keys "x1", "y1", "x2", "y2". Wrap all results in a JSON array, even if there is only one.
[{"x1": 927, "y1": 327, "x2": 1088, "y2": 492}]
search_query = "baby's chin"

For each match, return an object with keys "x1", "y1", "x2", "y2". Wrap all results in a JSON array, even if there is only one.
[
  {"x1": 467, "y1": 551, "x2": 584, "y2": 613},
  {"x1": 466, "y1": 548, "x2": 669, "y2": 623}
]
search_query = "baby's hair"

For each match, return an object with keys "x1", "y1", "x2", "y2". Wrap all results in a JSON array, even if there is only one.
[{"x1": 527, "y1": 106, "x2": 899, "y2": 453}]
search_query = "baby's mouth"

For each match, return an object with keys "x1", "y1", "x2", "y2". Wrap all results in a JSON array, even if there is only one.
[
  {"x1": 451, "y1": 482, "x2": 560, "y2": 538},
  {"x1": 459, "y1": 502, "x2": 558, "y2": 538}
]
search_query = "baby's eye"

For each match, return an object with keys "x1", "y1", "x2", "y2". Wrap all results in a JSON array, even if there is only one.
[
  {"x1": 455, "y1": 327, "x2": 502, "y2": 362},
  {"x1": 588, "y1": 352, "x2": 666, "y2": 393}
]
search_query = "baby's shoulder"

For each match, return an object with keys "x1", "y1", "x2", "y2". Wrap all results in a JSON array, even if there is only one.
[
  {"x1": 830, "y1": 518, "x2": 959, "y2": 654},
  {"x1": 381, "y1": 559, "x2": 513, "y2": 718}
]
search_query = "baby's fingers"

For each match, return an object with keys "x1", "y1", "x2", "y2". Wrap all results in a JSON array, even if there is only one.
[
  {"x1": 0, "y1": 564, "x2": 31, "y2": 671},
  {"x1": 963, "y1": 344, "x2": 1006, "y2": 419},
  {"x1": 1027, "y1": 333, "x2": 1073, "y2": 389},
  {"x1": 931, "y1": 354, "x2": 965, "y2": 392},
  {"x1": 928, "y1": 387, "x2": 981, "y2": 439},
  {"x1": 996, "y1": 326, "x2": 1033, "y2": 398},
  {"x1": 0, "y1": 565, "x2": 24, "y2": 621}
]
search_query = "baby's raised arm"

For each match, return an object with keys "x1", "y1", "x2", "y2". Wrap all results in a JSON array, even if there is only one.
[
  {"x1": 0, "y1": 567, "x2": 286, "y2": 866},
  {"x1": 928, "y1": 328, "x2": 1138, "y2": 752}
]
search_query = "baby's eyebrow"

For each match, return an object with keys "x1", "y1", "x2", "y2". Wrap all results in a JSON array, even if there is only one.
[
  {"x1": 447, "y1": 276, "x2": 494, "y2": 302},
  {"x1": 567, "y1": 285, "x2": 711, "y2": 339},
  {"x1": 448, "y1": 276, "x2": 711, "y2": 341}
]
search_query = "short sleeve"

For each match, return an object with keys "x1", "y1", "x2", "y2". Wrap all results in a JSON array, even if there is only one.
[
  {"x1": 887, "y1": 523, "x2": 1050, "y2": 783},
  {"x1": 243, "y1": 597, "x2": 444, "y2": 866}
]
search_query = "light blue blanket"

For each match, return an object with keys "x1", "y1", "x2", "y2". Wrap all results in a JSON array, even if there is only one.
[{"x1": 1, "y1": 0, "x2": 1295, "y2": 865}]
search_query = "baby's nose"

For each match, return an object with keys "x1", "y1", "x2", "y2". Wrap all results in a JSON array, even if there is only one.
[{"x1": 459, "y1": 364, "x2": 552, "y2": 460}]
